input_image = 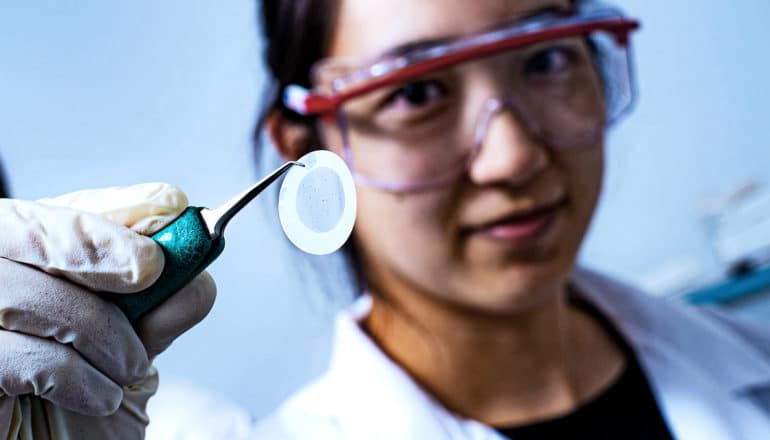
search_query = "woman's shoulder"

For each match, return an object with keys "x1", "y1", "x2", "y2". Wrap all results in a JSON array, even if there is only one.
[
  {"x1": 145, "y1": 378, "x2": 256, "y2": 439},
  {"x1": 253, "y1": 301, "x2": 461, "y2": 439},
  {"x1": 696, "y1": 305, "x2": 770, "y2": 356},
  {"x1": 253, "y1": 377, "x2": 345, "y2": 439},
  {"x1": 143, "y1": 373, "x2": 344, "y2": 439}
]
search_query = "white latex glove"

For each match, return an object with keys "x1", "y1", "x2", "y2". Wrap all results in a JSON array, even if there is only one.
[{"x1": 0, "y1": 183, "x2": 217, "y2": 439}]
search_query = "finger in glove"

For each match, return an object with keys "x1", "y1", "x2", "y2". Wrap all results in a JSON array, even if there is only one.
[
  {"x1": 37, "y1": 182, "x2": 188, "y2": 236},
  {"x1": 0, "y1": 199, "x2": 165, "y2": 293},
  {"x1": 0, "y1": 330, "x2": 124, "y2": 416},
  {"x1": 0, "y1": 258, "x2": 149, "y2": 386},
  {"x1": 135, "y1": 271, "x2": 217, "y2": 360}
]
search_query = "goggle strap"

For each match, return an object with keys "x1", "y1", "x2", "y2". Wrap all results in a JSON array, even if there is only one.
[
  {"x1": 283, "y1": 84, "x2": 310, "y2": 115},
  {"x1": 283, "y1": 84, "x2": 339, "y2": 117}
]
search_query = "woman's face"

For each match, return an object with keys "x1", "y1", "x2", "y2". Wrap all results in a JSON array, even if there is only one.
[{"x1": 321, "y1": 0, "x2": 604, "y2": 313}]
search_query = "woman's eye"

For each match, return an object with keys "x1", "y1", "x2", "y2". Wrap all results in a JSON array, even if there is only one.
[
  {"x1": 385, "y1": 79, "x2": 447, "y2": 109},
  {"x1": 524, "y1": 46, "x2": 577, "y2": 77}
]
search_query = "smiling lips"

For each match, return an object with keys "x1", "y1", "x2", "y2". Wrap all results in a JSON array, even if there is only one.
[{"x1": 465, "y1": 197, "x2": 566, "y2": 242}]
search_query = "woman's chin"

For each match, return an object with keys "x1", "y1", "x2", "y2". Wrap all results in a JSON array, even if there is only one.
[{"x1": 447, "y1": 259, "x2": 573, "y2": 315}]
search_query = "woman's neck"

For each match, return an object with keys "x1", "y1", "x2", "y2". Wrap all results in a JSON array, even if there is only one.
[{"x1": 361, "y1": 282, "x2": 626, "y2": 427}]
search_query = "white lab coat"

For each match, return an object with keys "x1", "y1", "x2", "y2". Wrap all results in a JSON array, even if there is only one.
[{"x1": 149, "y1": 268, "x2": 770, "y2": 439}]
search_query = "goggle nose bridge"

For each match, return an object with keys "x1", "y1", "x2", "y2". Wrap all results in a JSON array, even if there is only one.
[{"x1": 471, "y1": 94, "x2": 543, "y2": 158}]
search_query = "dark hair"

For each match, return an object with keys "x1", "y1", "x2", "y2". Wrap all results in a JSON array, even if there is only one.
[
  {"x1": 258, "y1": 0, "x2": 369, "y2": 293},
  {"x1": 258, "y1": 0, "x2": 339, "y2": 137}
]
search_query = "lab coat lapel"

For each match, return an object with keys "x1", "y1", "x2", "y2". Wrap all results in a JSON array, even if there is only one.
[
  {"x1": 572, "y1": 269, "x2": 770, "y2": 440},
  {"x1": 326, "y1": 297, "x2": 505, "y2": 439}
]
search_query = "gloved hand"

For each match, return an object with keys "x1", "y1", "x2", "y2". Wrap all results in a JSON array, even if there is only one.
[{"x1": 0, "y1": 183, "x2": 217, "y2": 439}]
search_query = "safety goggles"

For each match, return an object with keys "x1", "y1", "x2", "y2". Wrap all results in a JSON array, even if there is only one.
[{"x1": 285, "y1": 3, "x2": 640, "y2": 192}]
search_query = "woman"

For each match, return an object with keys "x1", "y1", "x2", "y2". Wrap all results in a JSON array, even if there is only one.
[
  {"x1": 1, "y1": 0, "x2": 769, "y2": 438},
  {"x1": 251, "y1": 0, "x2": 770, "y2": 438}
]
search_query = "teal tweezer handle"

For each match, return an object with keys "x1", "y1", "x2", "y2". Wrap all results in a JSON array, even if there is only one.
[{"x1": 107, "y1": 207, "x2": 225, "y2": 324}]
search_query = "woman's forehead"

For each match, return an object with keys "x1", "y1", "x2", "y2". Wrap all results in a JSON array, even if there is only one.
[{"x1": 328, "y1": 0, "x2": 572, "y2": 59}]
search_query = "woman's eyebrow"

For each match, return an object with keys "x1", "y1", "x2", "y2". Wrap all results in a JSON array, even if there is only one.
[{"x1": 373, "y1": 4, "x2": 570, "y2": 61}]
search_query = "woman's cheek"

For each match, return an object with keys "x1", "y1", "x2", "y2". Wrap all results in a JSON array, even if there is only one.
[
  {"x1": 356, "y1": 187, "x2": 453, "y2": 270},
  {"x1": 565, "y1": 146, "x2": 604, "y2": 228}
]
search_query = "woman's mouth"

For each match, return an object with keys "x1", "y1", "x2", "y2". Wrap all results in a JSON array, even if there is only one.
[{"x1": 464, "y1": 197, "x2": 566, "y2": 244}]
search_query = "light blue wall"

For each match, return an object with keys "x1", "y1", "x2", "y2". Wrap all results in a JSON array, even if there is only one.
[
  {"x1": 1, "y1": 0, "x2": 768, "y2": 418},
  {"x1": 583, "y1": 0, "x2": 770, "y2": 289}
]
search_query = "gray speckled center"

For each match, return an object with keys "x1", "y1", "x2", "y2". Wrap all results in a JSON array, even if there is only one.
[{"x1": 296, "y1": 166, "x2": 345, "y2": 233}]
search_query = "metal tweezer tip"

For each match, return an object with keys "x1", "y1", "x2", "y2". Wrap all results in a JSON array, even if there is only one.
[{"x1": 201, "y1": 160, "x2": 304, "y2": 239}]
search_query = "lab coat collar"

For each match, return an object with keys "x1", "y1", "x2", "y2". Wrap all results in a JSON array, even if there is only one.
[
  {"x1": 571, "y1": 269, "x2": 770, "y2": 440},
  {"x1": 570, "y1": 268, "x2": 770, "y2": 395},
  {"x1": 316, "y1": 268, "x2": 770, "y2": 439}
]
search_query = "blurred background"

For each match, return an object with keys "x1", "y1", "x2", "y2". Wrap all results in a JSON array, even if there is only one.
[{"x1": 1, "y1": 0, "x2": 769, "y2": 420}]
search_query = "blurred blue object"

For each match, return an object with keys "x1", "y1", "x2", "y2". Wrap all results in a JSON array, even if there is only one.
[{"x1": 684, "y1": 265, "x2": 770, "y2": 323}]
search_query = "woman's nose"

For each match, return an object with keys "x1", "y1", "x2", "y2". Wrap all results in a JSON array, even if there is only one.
[{"x1": 467, "y1": 100, "x2": 550, "y2": 187}]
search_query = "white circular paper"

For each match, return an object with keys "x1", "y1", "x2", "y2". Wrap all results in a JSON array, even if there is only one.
[{"x1": 278, "y1": 150, "x2": 357, "y2": 255}]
